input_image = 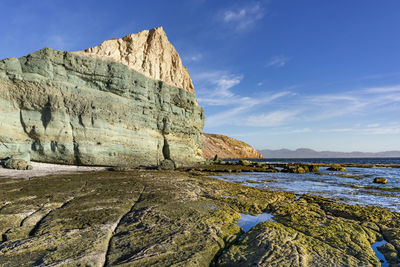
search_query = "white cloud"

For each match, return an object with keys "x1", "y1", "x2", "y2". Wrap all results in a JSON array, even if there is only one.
[
  {"x1": 183, "y1": 53, "x2": 203, "y2": 63},
  {"x1": 266, "y1": 56, "x2": 290, "y2": 68},
  {"x1": 318, "y1": 124, "x2": 400, "y2": 135},
  {"x1": 220, "y1": 2, "x2": 265, "y2": 32},
  {"x1": 194, "y1": 71, "x2": 243, "y2": 103},
  {"x1": 291, "y1": 128, "x2": 312, "y2": 133},
  {"x1": 194, "y1": 61, "x2": 400, "y2": 134},
  {"x1": 244, "y1": 110, "x2": 300, "y2": 127},
  {"x1": 204, "y1": 91, "x2": 292, "y2": 127},
  {"x1": 320, "y1": 128, "x2": 354, "y2": 133},
  {"x1": 363, "y1": 85, "x2": 400, "y2": 94},
  {"x1": 301, "y1": 85, "x2": 400, "y2": 121},
  {"x1": 364, "y1": 125, "x2": 400, "y2": 135}
]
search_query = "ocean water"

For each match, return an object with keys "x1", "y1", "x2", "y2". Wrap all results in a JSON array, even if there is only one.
[
  {"x1": 217, "y1": 158, "x2": 400, "y2": 212},
  {"x1": 239, "y1": 157, "x2": 400, "y2": 165}
]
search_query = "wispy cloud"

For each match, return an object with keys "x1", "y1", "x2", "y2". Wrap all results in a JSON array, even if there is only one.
[
  {"x1": 243, "y1": 110, "x2": 300, "y2": 127},
  {"x1": 194, "y1": 71, "x2": 243, "y2": 102},
  {"x1": 194, "y1": 65, "x2": 400, "y2": 135},
  {"x1": 193, "y1": 70, "x2": 293, "y2": 127},
  {"x1": 291, "y1": 128, "x2": 312, "y2": 133},
  {"x1": 266, "y1": 56, "x2": 290, "y2": 68},
  {"x1": 320, "y1": 128, "x2": 353, "y2": 133},
  {"x1": 363, "y1": 85, "x2": 400, "y2": 93},
  {"x1": 183, "y1": 53, "x2": 203, "y2": 63},
  {"x1": 365, "y1": 125, "x2": 400, "y2": 135},
  {"x1": 220, "y1": 2, "x2": 265, "y2": 32},
  {"x1": 320, "y1": 123, "x2": 400, "y2": 135}
]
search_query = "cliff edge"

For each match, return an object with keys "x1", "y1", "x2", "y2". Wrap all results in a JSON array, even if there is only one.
[{"x1": 202, "y1": 133, "x2": 262, "y2": 159}]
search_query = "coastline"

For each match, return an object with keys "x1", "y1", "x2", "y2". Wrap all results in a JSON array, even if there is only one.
[{"x1": 0, "y1": 164, "x2": 399, "y2": 266}]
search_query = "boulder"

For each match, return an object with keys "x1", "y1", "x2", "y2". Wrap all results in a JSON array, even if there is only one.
[
  {"x1": 377, "y1": 243, "x2": 398, "y2": 264},
  {"x1": 373, "y1": 177, "x2": 388, "y2": 184},
  {"x1": 310, "y1": 165, "x2": 320, "y2": 172},
  {"x1": 238, "y1": 160, "x2": 253, "y2": 166},
  {"x1": 282, "y1": 165, "x2": 308, "y2": 174},
  {"x1": 159, "y1": 159, "x2": 176, "y2": 170},
  {"x1": 327, "y1": 165, "x2": 347, "y2": 171},
  {"x1": 4, "y1": 158, "x2": 32, "y2": 170}
]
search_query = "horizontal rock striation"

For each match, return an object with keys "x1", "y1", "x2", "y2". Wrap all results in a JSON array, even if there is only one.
[
  {"x1": 0, "y1": 47, "x2": 204, "y2": 167},
  {"x1": 202, "y1": 133, "x2": 262, "y2": 159},
  {"x1": 74, "y1": 27, "x2": 195, "y2": 94}
]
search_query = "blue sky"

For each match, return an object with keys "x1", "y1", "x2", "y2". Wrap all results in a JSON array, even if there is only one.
[{"x1": 1, "y1": 0, "x2": 399, "y2": 152}]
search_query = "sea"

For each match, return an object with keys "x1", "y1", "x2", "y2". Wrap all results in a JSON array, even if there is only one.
[{"x1": 217, "y1": 158, "x2": 400, "y2": 213}]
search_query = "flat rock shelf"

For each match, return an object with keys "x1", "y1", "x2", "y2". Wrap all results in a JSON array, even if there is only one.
[{"x1": 0, "y1": 169, "x2": 399, "y2": 266}]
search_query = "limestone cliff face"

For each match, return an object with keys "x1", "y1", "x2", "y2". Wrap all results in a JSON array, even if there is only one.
[
  {"x1": 0, "y1": 46, "x2": 204, "y2": 167},
  {"x1": 202, "y1": 133, "x2": 262, "y2": 159},
  {"x1": 74, "y1": 27, "x2": 195, "y2": 94}
]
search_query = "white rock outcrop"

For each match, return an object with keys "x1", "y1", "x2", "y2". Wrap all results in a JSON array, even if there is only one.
[{"x1": 74, "y1": 27, "x2": 195, "y2": 94}]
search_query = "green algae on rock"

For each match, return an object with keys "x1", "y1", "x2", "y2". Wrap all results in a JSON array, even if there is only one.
[{"x1": 0, "y1": 170, "x2": 399, "y2": 266}]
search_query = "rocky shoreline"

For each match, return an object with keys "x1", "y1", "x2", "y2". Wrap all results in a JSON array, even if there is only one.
[{"x1": 0, "y1": 167, "x2": 399, "y2": 266}]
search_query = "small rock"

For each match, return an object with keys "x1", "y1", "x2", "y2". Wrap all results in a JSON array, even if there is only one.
[
  {"x1": 373, "y1": 177, "x2": 388, "y2": 184},
  {"x1": 213, "y1": 154, "x2": 221, "y2": 162},
  {"x1": 327, "y1": 165, "x2": 346, "y2": 171},
  {"x1": 238, "y1": 160, "x2": 252, "y2": 166},
  {"x1": 159, "y1": 159, "x2": 176, "y2": 170},
  {"x1": 310, "y1": 165, "x2": 320, "y2": 172},
  {"x1": 377, "y1": 243, "x2": 398, "y2": 264},
  {"x1": 282, "y1": 165, "x2": 308, "y2": 174}
]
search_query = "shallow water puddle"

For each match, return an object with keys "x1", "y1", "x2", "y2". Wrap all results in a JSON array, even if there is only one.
[
  {"x1": 237, "y1": 213, "x2": 275, "y2": 232},
  {"x1": 371, "y1": 239, "x2": 389, "y2": 266}
]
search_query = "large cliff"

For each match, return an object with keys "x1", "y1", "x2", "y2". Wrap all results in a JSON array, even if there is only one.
[
  {"x1": 0, "y1": 28, "x2": 204, "y2": 167},
  {"x1": 202, "y1": 133, "x2": 262, "y2": 159}
]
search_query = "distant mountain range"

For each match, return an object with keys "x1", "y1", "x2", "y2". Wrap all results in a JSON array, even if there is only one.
[{"x1": 259, "y1": 148, "x2": 400, "y2": 158}]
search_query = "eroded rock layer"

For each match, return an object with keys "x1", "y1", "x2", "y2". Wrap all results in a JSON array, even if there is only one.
[
  {"x1": 202, "y1": 133, "x2": 262, "y2": 159},
  {"x1": 0, "y1": 47, "x2": 204, "y2": 166},
  {"x1": 74, "y1": 27, "x2": 195, "y2": 94}
]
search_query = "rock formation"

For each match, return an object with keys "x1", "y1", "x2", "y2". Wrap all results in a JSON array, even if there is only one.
[
  {"x1": 74, "y1": 27, "x2": 195, "y2": 94},
  {"x1": 202, "y1": 133, "x2": 262, "y2": 159},
  {"x1": 0, "y1": 28, "x2": 204, "y2": 167}
]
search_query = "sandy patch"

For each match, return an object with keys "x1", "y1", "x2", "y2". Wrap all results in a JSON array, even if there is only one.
[{"x1": 0, "y1": 162, "x2": 108, "y2": 179}]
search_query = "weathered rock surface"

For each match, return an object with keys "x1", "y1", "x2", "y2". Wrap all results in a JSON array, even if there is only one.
[
  {"x1": 374, "y1": 177, "x2": 388, "y2": 184},
  {"x1": 74, "y1": 27, "x2": 195, "y2": 94},
  {"x1": 202, "y1": 133, "x2": 262, "y2": 159},
  {"x1": 4, "y1": 158, "x2": 32, "y2": 170},
  {"x1": 327, "y1": 165, "x2": 347, "y2": 171},
  {"x1": 282, "y1": 164, "x2": 320, "y2": 173},
  {"x1": 0, "y1": 42, "x2": 204, "y2": 166},
  {"x1": 0, "y1": 170, "x2": 399, "y2": 266}
]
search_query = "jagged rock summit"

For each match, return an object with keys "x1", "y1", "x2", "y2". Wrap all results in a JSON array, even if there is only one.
[
  {"x1": 74, "y1": 26, "x2": 195, "y2": 94},
  {"x1": 0, "y1": 27, "x2": 204, "y2": 167}
]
